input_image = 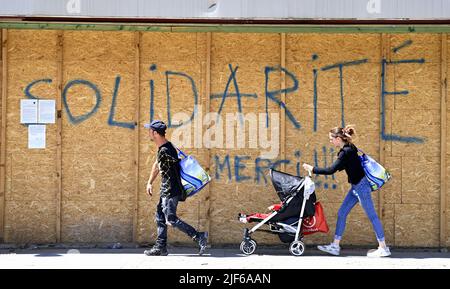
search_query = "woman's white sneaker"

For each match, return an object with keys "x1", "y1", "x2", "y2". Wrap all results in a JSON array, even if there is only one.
[
  {"x1": 367, "y1": 246, "x2": 391, "y2": 257},
  {"x1": 317, "y1": 243, "x2": 340, "y2": 256}
]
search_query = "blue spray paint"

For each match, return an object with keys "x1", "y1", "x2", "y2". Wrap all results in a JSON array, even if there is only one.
[
  {"x1": 313, "y1": 68, "x2": 319, "y2": 131},
  {"x1": 62, "y1": 79, "x2": 102, "y2": 125},
  {"x1": 255, "y1": 158, "x2": 290, "y2": 184},
  {"x1": 214, "y1": 155, "x2": 232, "y2": 181},
  {"x1": 321, "y1": 146, "x2": 330, "y2": 189},
  {"x1": 380, "y1": 58, "x2": 426, "y2": 143},
  {"x1": 264, "y1": 65, "x2": 301, "y2": 129},
  {"x1": 329, "y1": 148, "x2": 337, "y2": 189},
  {"x1": 213, "y1": 152, "x2": 337, "y2": 187},
  {"x1": 149, "y1": 64, "x2": 157, "y2": 122},
  {"x1": 149, "y1": 79, "x2": 155, "y2": 122},
  {"x1": 235, "y1": 155, "x2": 251, "y2": 182},
  {"x1": 321, "y1": 59, "x2": 368, "y2": 128},
  {"x1": 213, "y1": 64, "x2": 256, "y2": 125},
  {"x1": 210, "y1": 93, "x2": 257, "y2": 99},
  {"x1": 312, "y1": 55, "x2": 319, "y2": 132},
  {"x1": 255, "y1": 157, "x2": 272, "y2": 184},
  {"x1": 295, "y1": 150, "x2": 301, "y2": 176},
  {"x1": 25, "y1": 79, "x2": 53, "y2": 99},
  {"x1": 393, "y1": 40, "x2": 413, "y2": 53},
  {"x1": 271, "y1": 159, "x2": 291, "y2": 170},
  {"x1": 216, "y1": 64, "x2": 241, "y2": 118},
  {"x1": 313, "y1": 149, "x2": 319, "y2": 177},
  {"x1": 107, "y1": 76, "x2": 135, "y2": 129},
  {"x1": 322, "y1": 146, "x2": 328, "y2": 180},
  {"x1": 165, "y1": 71, "x2": 198, "y2": 128},
  {"x1": 329, "y1": 147, "x2": 335, "y2": 180},
  {"x1": 22, "y1": 49, "x2": 430, "y2": 151},
  {"x1": 311, "y1": 147, "x2": 340, "y2": 190}
]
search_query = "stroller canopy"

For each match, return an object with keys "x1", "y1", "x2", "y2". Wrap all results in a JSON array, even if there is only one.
[
  {"x1": 270, "y1": 169, "x2": 305, "y2": 201},
  {"x1": 269, "y1": 169, "x2": 316, "y2": 220}
]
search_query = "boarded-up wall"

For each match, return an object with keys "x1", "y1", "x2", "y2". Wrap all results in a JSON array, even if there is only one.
[{"x1": 0, "y1": 29, "x2": 449, "y2": 248}]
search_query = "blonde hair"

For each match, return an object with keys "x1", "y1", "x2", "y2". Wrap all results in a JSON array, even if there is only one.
[{"x1": 330, "y1": 124, "x2": 356, "y2": 143}]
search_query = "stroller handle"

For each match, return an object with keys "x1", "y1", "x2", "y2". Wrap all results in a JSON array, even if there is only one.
[{"x1": 270, "y1": 167, "x2": 312, "y2": 178}]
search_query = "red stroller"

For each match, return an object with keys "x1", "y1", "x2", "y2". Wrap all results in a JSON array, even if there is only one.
[{"x1": 238, "y1": 169, "x2": 328, "y2": 256}]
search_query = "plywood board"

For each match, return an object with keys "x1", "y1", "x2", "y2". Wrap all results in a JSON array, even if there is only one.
[{"x1": 1, "y1": 29, "x2": 448, "y2": 247}]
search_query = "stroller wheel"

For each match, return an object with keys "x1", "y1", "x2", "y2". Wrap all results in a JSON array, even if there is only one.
[
  {"x1": 289, "y1": 241, "x2": 305, "y2": 256},
  {"x1": 240, "y1": 239, "x2": 257, "y2": 255}
]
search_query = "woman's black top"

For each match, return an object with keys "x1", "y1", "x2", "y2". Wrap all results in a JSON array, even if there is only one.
[{"x1": 312, "y1": 143, "x2": 365, "y2": 185}]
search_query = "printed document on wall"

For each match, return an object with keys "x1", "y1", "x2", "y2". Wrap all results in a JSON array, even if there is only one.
[
  {"x1": 28, "y1": 125, "x2": 46, "y2": 149},
  {"x1": 20, "y1": 99, "x2": 38, "y2": 123},
  {"x1": 38, "y1": 99, "x2": 56, "y2": 123}
]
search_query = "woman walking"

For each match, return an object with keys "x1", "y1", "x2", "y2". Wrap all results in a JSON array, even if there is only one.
[{"x1": 302, "y1": 125, "x2": 391, "y2": 257}]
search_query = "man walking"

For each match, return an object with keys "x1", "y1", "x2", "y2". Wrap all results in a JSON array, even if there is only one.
[{"x1": 144, "y1": 120, "x2": 208, "y2": 256}]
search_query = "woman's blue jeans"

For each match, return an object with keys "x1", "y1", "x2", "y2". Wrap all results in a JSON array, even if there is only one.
[{"x1": 334, "y1": 177, "x2": 385, "y2": 242}]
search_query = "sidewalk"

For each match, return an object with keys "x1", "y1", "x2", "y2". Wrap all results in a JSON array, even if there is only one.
[{"x1": 1, "y1": 245, "x2": 449, "y2": 269}]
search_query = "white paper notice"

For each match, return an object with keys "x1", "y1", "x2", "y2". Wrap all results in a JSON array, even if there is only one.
[
  {"x1": 38, "y1": 99, "x2": 56, "y2": 124},
  {"x1": 28, "y1": 125, "x2": 46, "y2": 149},
  {"x1": 20, "y1": 99, "x2": 38, "y2": 123}
]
